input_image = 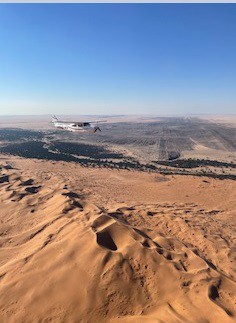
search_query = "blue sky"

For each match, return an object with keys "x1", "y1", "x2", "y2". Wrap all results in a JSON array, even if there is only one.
[{"x1": 0, "y1": 4, "x2": 235, "y2": 115}]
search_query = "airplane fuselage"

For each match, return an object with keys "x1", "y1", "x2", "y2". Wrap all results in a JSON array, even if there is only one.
[{"x1": 53, "y1": 121, "x2": 92, "y2": 132}]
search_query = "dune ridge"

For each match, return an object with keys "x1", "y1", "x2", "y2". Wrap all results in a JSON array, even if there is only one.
[{"x1": 0, "y1": 157, "x2": 235, "y2": 322}]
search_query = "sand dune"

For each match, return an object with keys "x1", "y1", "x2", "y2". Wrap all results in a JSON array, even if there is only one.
[{"x1": 0, "y1": 157, "x2": 235, "y2": 322}]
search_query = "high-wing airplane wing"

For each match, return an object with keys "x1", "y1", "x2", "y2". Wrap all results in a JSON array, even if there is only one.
[{"x1": 52, "y1": 116, "x2": 106, "y2": 124}]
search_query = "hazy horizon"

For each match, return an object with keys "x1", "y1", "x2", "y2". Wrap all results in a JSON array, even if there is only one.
[{"x1": 0, "y1": 113, "x2": 236, "y2": 117}]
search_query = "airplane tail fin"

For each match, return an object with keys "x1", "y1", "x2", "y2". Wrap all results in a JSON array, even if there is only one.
[{"x1": 51, "y1": 115, "x2": 58, "y2": 123}]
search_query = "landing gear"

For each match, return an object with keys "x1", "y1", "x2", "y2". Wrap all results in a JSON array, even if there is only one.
[{"x1": 94, "y1": 126, "x2": 101, "y2": 133}]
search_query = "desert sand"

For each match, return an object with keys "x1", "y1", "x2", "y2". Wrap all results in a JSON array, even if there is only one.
[{"x1": 0, "y1": 155, "x2": 235, "y2": 322}]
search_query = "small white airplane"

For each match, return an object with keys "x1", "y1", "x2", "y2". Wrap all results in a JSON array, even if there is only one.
[{"x1": 51, "y1": 115, "x2": 106, "y2": 133}]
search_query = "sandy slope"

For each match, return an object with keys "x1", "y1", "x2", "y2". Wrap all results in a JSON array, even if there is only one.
[{"x1": 0, "y1": 156, "x2": 235, "y2": 322}]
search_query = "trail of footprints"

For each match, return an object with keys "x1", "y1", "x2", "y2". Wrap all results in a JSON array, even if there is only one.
[
  {"x1": 90, "y1": 209, "x2": 235, "y2": 319},
  {"x1": 91, "y1": 211, "x2": 210, "y2": 274}
]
